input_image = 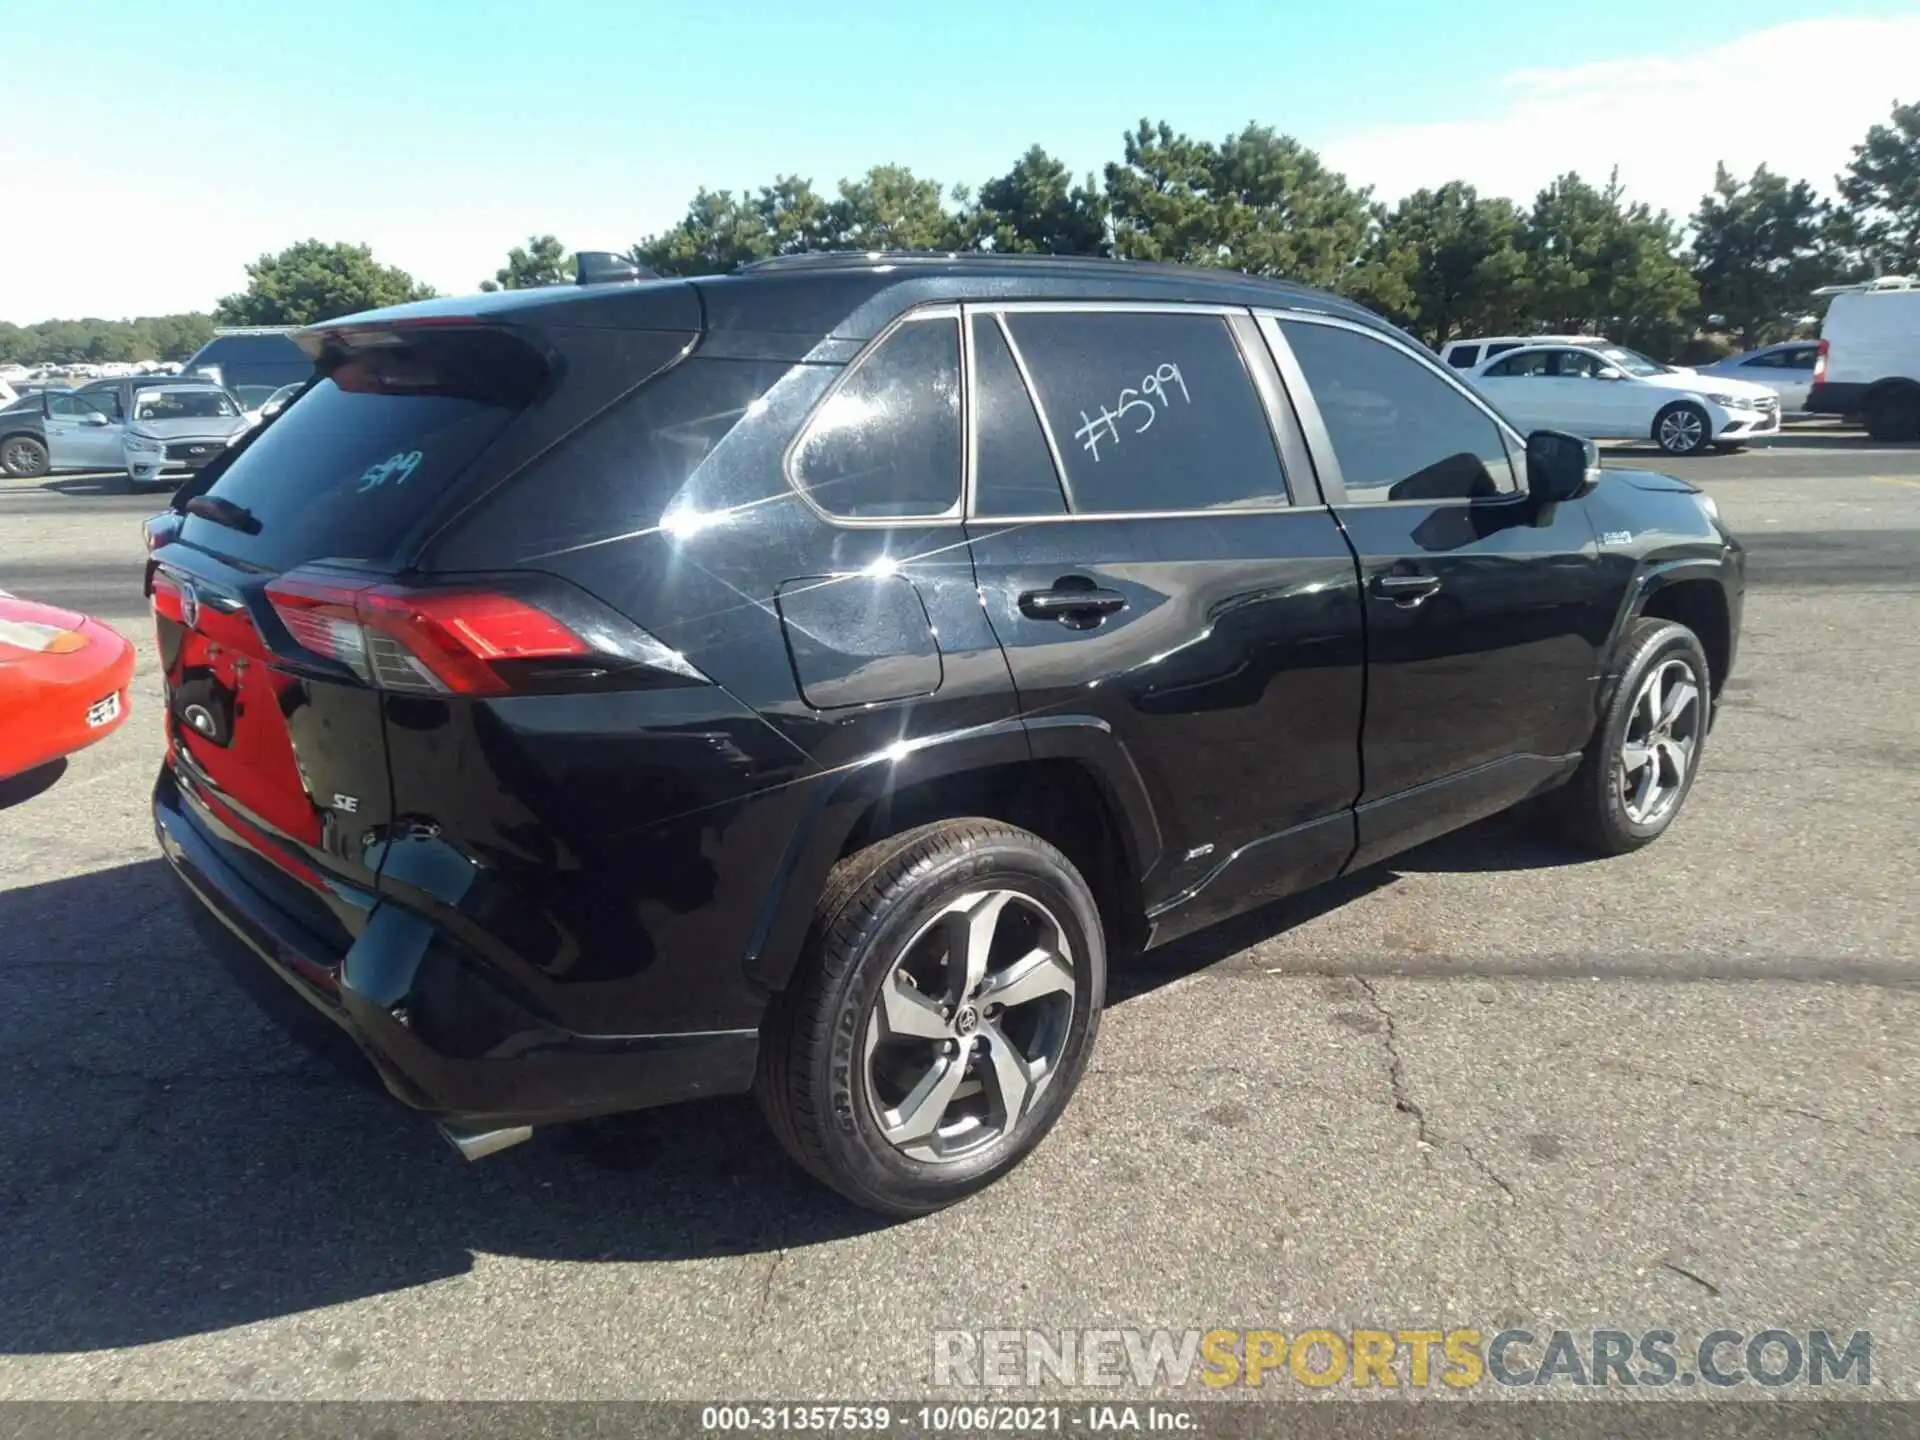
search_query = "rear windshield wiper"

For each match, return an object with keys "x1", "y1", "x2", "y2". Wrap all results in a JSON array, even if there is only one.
[{"x1": 183, "y1": 495, "x2": 262, "y2": 535}]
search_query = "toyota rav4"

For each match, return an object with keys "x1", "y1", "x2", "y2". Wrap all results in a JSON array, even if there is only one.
[{"x1": 148, "y1": 252, "x2": 1743, "y2": 1214}]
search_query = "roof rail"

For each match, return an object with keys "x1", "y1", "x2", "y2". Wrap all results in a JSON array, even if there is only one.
[
  {"x1": 1812, "y1": 275, "x2": 1917, "y2": 296},
  {"x1": 212, "y1": 325, "x2": 300, "y2": 335},
  {"x1": 731, "y1": 248, "x2": 1338, "y2": 291}
]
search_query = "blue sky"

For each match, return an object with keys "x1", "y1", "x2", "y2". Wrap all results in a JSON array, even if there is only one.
[{"x1": 4, "y1": 1, "x2": 1917, "y2": 322}]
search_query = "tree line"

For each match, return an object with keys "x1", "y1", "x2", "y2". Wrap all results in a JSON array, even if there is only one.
[
  {"x1": 12, "y1": 103, "x2": 1917, "y2": 364},
  {"x1": 0, "y1": 313, "x2": 215, "y2": 367}
]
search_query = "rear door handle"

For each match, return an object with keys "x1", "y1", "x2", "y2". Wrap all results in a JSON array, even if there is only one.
[
  {"x1": 1018, "y1": 584, "x2": 1128, "y2": 625},
  {"x1": 1369, "y1": 572, "x2": 1442, "y2": 604}
]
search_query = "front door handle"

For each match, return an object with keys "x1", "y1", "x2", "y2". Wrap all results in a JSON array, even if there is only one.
[
  {"x1": 1369, "y1": 572, "x2": 1442, "y2": 605},
  {"x1": 1018, "y1": 583, "x2": 1128, "y2": 626}
]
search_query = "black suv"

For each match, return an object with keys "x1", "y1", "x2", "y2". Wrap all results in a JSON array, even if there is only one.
[{"x1": 149, "y1": 254, "x2": 1743, "y2": 1214}]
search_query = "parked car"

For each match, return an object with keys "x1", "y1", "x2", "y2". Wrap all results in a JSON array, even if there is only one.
[
  {"x1": 0, "y1": 590, "x2": 135, "y2": 782},
  {"x1": 0, "y1": 395, "x2": 50, "y2": 478},
  {"x1": 1469, "y1": 342, "x2": 1779, "y2": 454},
  {"x1": 182, "y1": 328, "x2": 315, "y2": 411},
  {"x1": 150, "y1": 252, "x2": 1743, "y2": 1214},
  {"x1": 1440, "y1": 333, "x2": 1609, "y2": 369},
  {"x1": 1695, "y1": 342, "x2": 1821, "y2": 414},
  {"x1": 1806, "y1": 277, "x2": 1920, "y2": 440},
  {"x1": 119, "y1": 383, "x2": 252, "y2": 488}
]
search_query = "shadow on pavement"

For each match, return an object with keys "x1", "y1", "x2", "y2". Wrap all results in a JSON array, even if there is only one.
[
  {"x1": 0, "y1": 758, "x2": 68, "y2": 811},
  {"x1": 0, "y1": 801, "x2": 1888, "y2": 1354}
]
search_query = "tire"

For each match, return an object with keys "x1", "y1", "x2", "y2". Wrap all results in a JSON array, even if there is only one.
[
  {"x1": 1654, "y1": 402, "x2": 1710, "y2": 456},
  {"x1": 1550, "y1": 618, "x2": 1711, "y2": 855},
  {"x1": 1863, "y1": 386, "x2": 1920, "y2": 443},
  {"x1": 0, "y1": 434, "x2": 49, "y2": 479},
  {"x1": 755, "y1": 818, "x2": 1106, "y2": 1215}
]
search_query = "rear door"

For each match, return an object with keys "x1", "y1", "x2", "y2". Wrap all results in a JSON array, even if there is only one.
[
  {"x1": 962, "y1": 303, "x2": 1366, "y2": 930},
  {"x1": 151, "y1": 324, "x2": 558, "y2": 945}
]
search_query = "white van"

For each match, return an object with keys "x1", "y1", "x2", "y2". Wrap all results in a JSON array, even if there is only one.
[
  {"x1": 1808, "y1": 277, "x2": 1920, "y2": 440},
  {"x1": 1440, "y1": 334, "x2": 1608, "y2": 369}
]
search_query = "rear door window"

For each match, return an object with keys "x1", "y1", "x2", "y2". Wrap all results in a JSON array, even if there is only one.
[
  {"x1": 179, "y1": 328, "x2": 545, "y2": 570},
  {"x1": 1000, "y1": 309, "x2": 1287, "y2": 513},
  {"x1": 970, "y1": 314, "x2": 1067, "y2": 517},
  {"x1": 791, "y1": 314, "x2": 962, "y2": 519}
]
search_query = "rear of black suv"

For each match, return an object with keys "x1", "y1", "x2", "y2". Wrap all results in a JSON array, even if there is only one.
[{"x1": 151, "y1": 278, "x2": 825, "y2": 1152}]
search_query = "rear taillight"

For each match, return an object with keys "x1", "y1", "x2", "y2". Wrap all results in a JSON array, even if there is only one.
[
  {"x1": 263, "y1": 569, "x2": 700, "y2": 696},
  {"x1": 1813, "y1": 339, "x2": 1829, "y2": 384}
]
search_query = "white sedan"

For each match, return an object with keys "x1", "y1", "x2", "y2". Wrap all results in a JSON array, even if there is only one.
[{"x1": 1469, "y1": 343, "x2": 1781, "y2": 455}]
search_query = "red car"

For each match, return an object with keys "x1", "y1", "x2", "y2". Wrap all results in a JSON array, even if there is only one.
[{"x1": 0, "y1": 591, "x2": 136, "y2": 781}]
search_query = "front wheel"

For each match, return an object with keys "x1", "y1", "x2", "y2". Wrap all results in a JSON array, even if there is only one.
[
  {"x1": 1550, "y1": 619, "x2": 1711, "y2": 855},
  {"x1": 1, "y1": 435, "x2": 49, "y2": 479},
  {"x1": 1654, "y1": 402, "x2": 1710, "y2": 456},
  {"x1": 755, "y1": 818, "x2": 1106, "y2": 1215}
]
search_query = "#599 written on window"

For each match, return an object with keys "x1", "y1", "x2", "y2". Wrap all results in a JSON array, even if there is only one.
[{"x1": 1073, "y1": 363, "x2": 1190, "y2": 463}]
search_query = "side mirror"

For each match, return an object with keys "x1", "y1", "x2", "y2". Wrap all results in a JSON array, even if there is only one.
[
  {"x1": 82, "y1": 411, "x2": 111, "y2": 427},
  {"x1": 1595, "y1": 368, "x2": 1625, "y2": 381},
  {"x1": 1526, "y1": 429, "x2": 1599, "y2": 505}
]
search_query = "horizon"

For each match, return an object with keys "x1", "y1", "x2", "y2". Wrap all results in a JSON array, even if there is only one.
[{"x1": 1, "y1": 2, "x2": 1916, "y2": 325}]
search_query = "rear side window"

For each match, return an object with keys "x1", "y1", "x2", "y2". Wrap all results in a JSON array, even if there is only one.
[
  {"x1": 1002, "y1": 310, "x2": 1287, "y2": 513},
  {"x1": 1484, "y1": 350, "x2": 1552, "y2": 378},
  {"x1": 791, "y1": 315, "x2": 962, "y2": 519},
  {"x1": 1447, "y1": 345, "x2": 1480, "y2": 368},
  {"x1": 180, "y1": 328, "x2": 544, "y2": 569},
  {"x1": 970, "y1": 314, "x2": 1067, "y2": 517},
  {"x1": 1281, "y1": 320, "x2": 1515, "y2": 502},
  {"x1": 1485, "y1": 342, "x2": 1519, "y2": 359}
]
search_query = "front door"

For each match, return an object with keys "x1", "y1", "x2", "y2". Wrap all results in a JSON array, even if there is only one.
[
  {"x1": 961, "y1": 304, "x2": 1366, "y2": 932},
  {"x1": 1267, "y1": 315, "x2": 1614, "y2": 871},
  {"x1": 42, "y1": 392, "x2": 123, "y2": 470}
]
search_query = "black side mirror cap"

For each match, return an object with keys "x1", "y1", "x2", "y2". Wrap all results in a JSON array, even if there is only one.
[{"x1": 1526, "y1": 429, "x2": 1600, "y2": 504}]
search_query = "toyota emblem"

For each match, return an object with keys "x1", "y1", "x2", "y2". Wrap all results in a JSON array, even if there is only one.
[
  {"x1": 190, "y1": 445, "x2": 208, "y2": 455},
  {"x1": 179, "y1": 582, "x2": 201, "y2": 630}
]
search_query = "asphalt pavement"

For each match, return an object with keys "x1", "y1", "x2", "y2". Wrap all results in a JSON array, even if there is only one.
[{"x1": 1, "y1": 432, "x2": 1916, "y2": 1404}]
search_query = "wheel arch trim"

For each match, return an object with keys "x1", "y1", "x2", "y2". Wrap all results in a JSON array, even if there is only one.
[{"x1": 743, "y1": 715, "x2": 1163, "y2": 991}]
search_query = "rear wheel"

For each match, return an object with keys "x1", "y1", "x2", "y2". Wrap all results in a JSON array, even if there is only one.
[
  {"x1": 755, "y1": 818, "x2": 1105, "y2": 1215},
  {"x1": 1864, "y1": 385, "x2": 1920, "y2": 442},
  {"x1": 1654, "y1": 402, "x2": 1710, "y2": 456},
  {"x1": 1, "y1": 435, "x2": 48, "y2": 479},
  {"x1": 1550, "y1": 618, "x2": 1710, "y2": 855}
]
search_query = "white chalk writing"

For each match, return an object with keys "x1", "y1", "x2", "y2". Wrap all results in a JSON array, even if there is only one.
[{"x1": 1073, "y1": 364, "x2": 1190, "y2": 462}]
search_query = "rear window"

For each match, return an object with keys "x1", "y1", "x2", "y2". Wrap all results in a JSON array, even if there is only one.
[
  {"x1": 180, "y1": 329, "x2": 544, "y2": 569},
  {"x1": 1446, "y1": 345, "x2": 1480, "y2": 368}
]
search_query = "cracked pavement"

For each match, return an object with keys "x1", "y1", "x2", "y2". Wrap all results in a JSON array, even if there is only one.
[{"x1": 1, "y1": 448, "x2": 1917, "y2": 1401}]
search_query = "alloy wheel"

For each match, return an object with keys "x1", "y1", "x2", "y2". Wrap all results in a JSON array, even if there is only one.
[
  {"x1": 1658, "y1": 408, "x2": 1705, "y2": 454},
  {"x1": 1618, "y1": 657, "x2": 1701, "y2": 825},
  {"x1": 864, "y1": 887, "x2": 1076, "y2": 1164},
  {"x1": 3, "y1": 440, "x2": 40, "y2": 476}
]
